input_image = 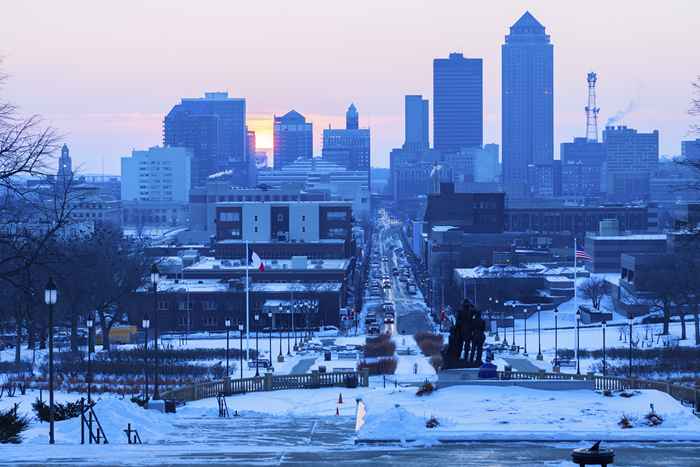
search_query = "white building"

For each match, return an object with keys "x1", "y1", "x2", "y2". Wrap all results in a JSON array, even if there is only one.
[{"x1": 121, "y1": 146, "x2": 192, "y2": 203}]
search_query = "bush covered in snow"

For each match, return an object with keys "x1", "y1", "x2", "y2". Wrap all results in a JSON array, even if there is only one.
[
  {"x1": 0, "y1": 404, "x2": 28, "y2": 444},
  {"x1": 32, "y1": 398, "x2": 82, "y2": 423},
  {"x1": 357, "y1": 357, "x2": 398, "y2": 375},
  {"x1": 363, "y1": 335, "x2": 396, "y2": 358},
  {"x1": 414, "y1": 332, "x2": 443, "y2": 356}
]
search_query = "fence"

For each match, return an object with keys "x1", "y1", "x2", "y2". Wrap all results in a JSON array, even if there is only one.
[
  {"x1": 160, "y1": 369, "x2": 369, "y2": 402},
  {"x1": 495, "y1": 369, "x2": 700, "y2": 412}
]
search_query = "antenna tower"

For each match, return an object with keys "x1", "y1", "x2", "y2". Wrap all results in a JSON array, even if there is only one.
[{"x1": 585, "y1": 72, "x2": 600, "y2": 142}]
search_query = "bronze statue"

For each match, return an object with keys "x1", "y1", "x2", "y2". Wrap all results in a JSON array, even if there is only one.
[{"x1": 442, "y1": 300, "x2": 486, "y2": 369}]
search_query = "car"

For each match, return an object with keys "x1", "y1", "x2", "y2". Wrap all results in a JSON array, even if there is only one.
[
  {"x1": 316, "y1": 325, "x2": 340, "y2": 337},
  {"x1": 367, "y1": 325, "x2": 380, "y2": 335},
  {"x1": 384, "y1": 316, "x2": 395, "y2": 324},
  {"x1": 248, "y1": 359, "x2": 272, "y2": 369},
  {"x1": 382, "y1": 282, "x2": 391, "y2": 289}
]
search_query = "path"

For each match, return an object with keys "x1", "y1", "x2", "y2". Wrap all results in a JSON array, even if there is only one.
[
  {"x1": 290, "y1": 357, "x2": 316, "y2": 375},
  {"x1": 501, "y1": 356, "x2": 541, "y2": 372}
]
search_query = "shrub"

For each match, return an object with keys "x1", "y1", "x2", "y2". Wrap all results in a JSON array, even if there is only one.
[
  {"x1": 425, "y1": 416, "x2": 439, "y2": 429},
  {"x1": 32, "y1": 399, "x2": 82, "y2": 422},
  {"x1": 618, "y1": 415, "x2": 633, "y2": 429},
  {"x1": 0, "y1": 404, "x2": 29, "y2": 444},
  {"x1": 414, "y1": 332, "x2": 444, "y2": 356},
  {"x1": 429, "y1": 354, "x2": 443, "y2": 372},
  {"x1": 364, "y1": 335, "x2": 396, "y2": 358},
  {"x1": 357, "y1": 357, "x2": 398, "y2": 375},
  {"x1": 416, "y1": 381, "x2": 435, "y2": 397}
]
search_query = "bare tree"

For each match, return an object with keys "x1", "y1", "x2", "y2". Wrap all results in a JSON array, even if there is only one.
[{"x1": 578, "y1": 277, "x2": 610, "y2": 310}]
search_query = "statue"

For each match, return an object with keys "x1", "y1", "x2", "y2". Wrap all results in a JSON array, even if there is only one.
[{"x1": 441, "y1": 300, "x2": 486, "y2": 369}]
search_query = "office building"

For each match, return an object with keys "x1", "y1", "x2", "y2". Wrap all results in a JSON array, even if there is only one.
[
  {"x1": 502, "y1": 12, "x2": 554, "y2": 198},
  {"x1": 560, "y1": 137, "x2": 606, "y2": 197},
  {"x1": 57, "y1": 144, "x2": 73, "y2": 184},
  {"x1": 322, "y1": 104, "x2": 370, "y2": 182},
  {"x1": 404, "y1": 95, "x2": 429, "y2": 150},
  {"x1": 423, "y1": 182, "x2": 504, "y2": 233},
  {"x1": 433, "y1": 53, "x2": 483, "y2": 153},
  {"x1": 163, "y1": 92, "x2": 247, "y2": 187},
  {"x1": 603, "y1": 125, "x2": 659, "y2": 201},
  {"x1": 682, "y1": 138, "x2": 700, "y2": 161},
  {"x1": 121, "y1": 146, "x2": 192, "y2": 203},
  {"x1": 474, "y1": 144, "x2": 500, "y2": 183},
  {"x1": 273, "y1": 110, "x2": 313, "y2": 170}
]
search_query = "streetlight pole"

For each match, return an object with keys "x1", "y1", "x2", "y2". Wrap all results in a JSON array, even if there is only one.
[
  {"x1": 536, "y1": 305, "x2": 543, "y2": 361},
  {"x1": 254, "y1": 314, "x2": 260, "y2": 377},
  {"x1": 554, "y1": 307, "x2": 559, "y2": 369},
  {"x1": 286, "y1": 307, "x2": 292, "y2": 356},
  {"x1": 502, "y1": 303, "x2": 508, "y2": 346},
  {"x1": 267, "y1": 311, "x2": 273, "y2": 369},
  {"x1": 225, "y1": 319, "x2": 231, "y2": 378},
  {"x1": 150, "y1": 264, "x2": 161, "y2": 400},
  {"x1": 575, "y1": 309, "x2": 581, "y2": 375},
  {"x1": 628, "y1": 317, "x2": 634, "y2": 378},
  {"x1": 44, "y1": 277, "x2": 58, "y2": 445},
  {"x1": 86, "y1": 314, "x2": 94, "y2": 404},
  {"x1": 511, "y1": 305, "x2": 516, "y2": 349},
  {"x1": 238, "y1": 323, "x2": 244, "y2": 379},
  {"x1": 278, "y1": 305, "x2": 284, "y2": 362},
  {"x1": 523, "y1": 308, "x2": 528, "y2": 356},
  {"x1": 602, "y1": 320, "x2": 607, "y2": 376},
  {"x1": 494, "y1": 299, "x2": 500, "y2": 341},
  {"x1": 142, "y1": 316, "x2": 150, "y2": 400}
]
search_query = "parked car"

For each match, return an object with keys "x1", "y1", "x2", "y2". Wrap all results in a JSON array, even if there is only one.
[{"x1": 316, "y1": 325, "x2": 340, "y2": 337}]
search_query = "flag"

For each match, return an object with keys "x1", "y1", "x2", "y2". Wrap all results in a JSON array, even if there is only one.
[
  {"x1": 250, "y1": 251, "x2": 265, "y2": 272},
  {"x1": 575, "y1": 247, "x2": 592, "y2": 261}
]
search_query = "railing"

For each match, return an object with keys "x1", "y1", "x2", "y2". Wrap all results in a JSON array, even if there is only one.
[
  {"x1": 494, "y1": 369, "x2": 700, "y2": 412},
  {"x1": 161, "y1": 369, "x2": 369, "y2": 402}
]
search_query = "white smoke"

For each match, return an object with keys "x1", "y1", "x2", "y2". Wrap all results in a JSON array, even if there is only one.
[{"x1": 605, "y1": 99, "x2": 637, "y2": 127}]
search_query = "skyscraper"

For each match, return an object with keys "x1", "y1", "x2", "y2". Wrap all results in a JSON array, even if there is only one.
[
  {"x1": 346, "y1": 103, "x2": 359, "y2": 130},
  {"x1": 273, "y1": 110, "x2": 313, "y2": 170},
  {"x1": 433, "y1": 53, "x2": 483, "y2": 153},
  {"x1": 163, "y1": 92, "x2": 247, "y2": 187},
  {"x1": 57, "y1": 144, "x2": 73, "y2": 183},
  {"x1": 404, "y1": 95, "x2": 429, "y2": 150},
  {"x1": 603, "y1": 126, "x2": 659, "y2": 201},
  {"x1": 502, "y1": 12, "x2": 554, "y2": 199},
  {"x1": 682, "y1": 138, "x2": 700, "y2": 161},
  {"x1": 322, "y1": 104, "x2": 370, "y2": 184}
]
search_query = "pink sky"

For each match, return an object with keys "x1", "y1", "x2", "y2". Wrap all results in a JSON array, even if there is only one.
[{"x1": 2, "y1": 1, "x2": 698, "y2": 173}]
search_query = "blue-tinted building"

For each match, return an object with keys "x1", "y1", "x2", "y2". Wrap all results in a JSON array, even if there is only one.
[
  {"x1": 404, "y1": 95, "x2": 429, "y2": 150},
  {"x1": 273, "y1": 110, "x2": 313, "y2": 170},
  {"x1": 433, "y1": 53, "x2": 483, "y2": 154},
  {"x1": 164, "y1": 92, "x2": 247, "y2": 187},
  {"x1": 322, "y1": 104, "x2": 371, "y2": 181},
  {"x1": 502, "y1": 12, "x2": 554, "y2": 199}
]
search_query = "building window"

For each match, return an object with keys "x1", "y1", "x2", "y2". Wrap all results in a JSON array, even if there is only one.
[
  {"x1": 326, "y1": 211, "x2": 347, "y2": 221},
  {"x1": 302, "y1": 227, "x2": 306, "y2": 233},
  {"x1": 301, "y1": 215, "x2": 306, "y2": 221},
  {"x1": 254, "y1": 215, "x2": 258, "y2": 221},
  {"x1": 203, "y1": 301, "x2": 217, "y2": 311},
  {"x1": 219, "y1": 211, "x2": 240, "y2": 222},
  {"x1": 254, "y1": 226, "x2": 258, "y2": 233},
  {"x1": 178, "y1": 301, "x2": 193, "y2": 311},
  {"x1": 203, "y1": 315, "x2": 217, "y2": 327}
]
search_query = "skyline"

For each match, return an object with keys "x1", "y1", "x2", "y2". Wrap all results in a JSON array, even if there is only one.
[{"x1": 2, "y1": 1, "x2": 699, "y2": 174}]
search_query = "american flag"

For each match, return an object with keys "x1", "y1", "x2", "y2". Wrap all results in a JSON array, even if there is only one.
[{"x1": 575, "y1": 247, "x2": 592, "y2": 261}]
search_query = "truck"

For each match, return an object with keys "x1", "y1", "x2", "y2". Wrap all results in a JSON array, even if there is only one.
[{"x1": 407, "y1": 283, "x2": 417, "y2": 295}]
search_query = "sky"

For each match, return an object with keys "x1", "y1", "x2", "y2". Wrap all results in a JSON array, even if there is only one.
[{"x1": 1, "y1": 0, "x2": 699, "y2": 174}]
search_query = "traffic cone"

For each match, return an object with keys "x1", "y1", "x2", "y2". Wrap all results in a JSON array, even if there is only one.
[
  {"x1": 335, "y1": 406, "x2": 340, "y2": 416},
  {"x1": 338, "y1": 393, "x2": 343, "y2": 404}
]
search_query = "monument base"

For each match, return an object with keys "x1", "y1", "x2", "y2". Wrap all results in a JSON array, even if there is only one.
[{"x1": 437, "y1": 368, "x2": 482, "y2": 382}]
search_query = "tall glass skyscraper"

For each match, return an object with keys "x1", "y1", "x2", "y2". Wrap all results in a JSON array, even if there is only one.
[
  {"x1": 433, "y1": 53, "x2": 483, "y2": 154},
  {"x1": 273, "y1": 110, "x2": 313, "y2": 170},
  {"x1": 502, "y1": 12, "x2": 554, "y2": 199},
  {"x1": 404, "y1": 95, "x2": 429, "y2": 150}
]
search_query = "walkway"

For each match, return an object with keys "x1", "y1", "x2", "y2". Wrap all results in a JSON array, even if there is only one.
[
  {"x1": 501, "y1": 356, "x2": 541, "y2": 373},
  {"x1": 289, "y1": 357, "x2": 316, "y2": 375}
]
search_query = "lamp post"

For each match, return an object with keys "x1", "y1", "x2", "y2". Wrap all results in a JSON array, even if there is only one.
[
  {"x1": 602, "y1": 320, "x2": 607, "y2": 376},
  {"x1": 554, "y1": 307, "x2": 559, "y2": 369},
  {"x1": 142, "y1": 316, "x2": 150, "y2": 400},
  {"x1": 267, "y1": 311, "x2": 273, "y2": 369},
  {"x1": 536, "y1": 305, "x2": 543, "y2": 361},
  {"x1": 277, "y1": 305, "x2": 284, "y2": 362},
  {"x1": 494, "y1": 299, "x2": 500, "y2": 341},
  {"x1": 44, "y1": 277, "x2": 58, "y2": 445},
  {"x1": 628, "y1": 317, "x2": 634, "y2": 378},
  {"x1": 292, "y1": 303, "x2": 298, "y2": 349},
  {"x1": 522, "y1": 308, "x2": 528, "y2": 356},
  {"x1": 225, "y1": 319, "x2": 231, "y2": 378},
  {"x1": 150, "y1": 263, "x2": 161, "y2": 399},
  {"x1": 286, "y1": 306, "x2": 292, "y2": 356},
  {"x1": 502, "y1": 302, "x2": 508, "y2": 347},
  {"x1": 254, "y1": 313, "x2": 260, "y2": 377},
  {"x1": 511, "y1": 305, "x2": 516, "y2": 348},
  {"x1": 575, "y1": 309, "x2": 581, "y2": 375},
  {"x1": 238, "y1": 323, "x2": 244, "y2": 379},
  {"x1": 86, "y1": 314, "x2": 94, "y2": 403}
]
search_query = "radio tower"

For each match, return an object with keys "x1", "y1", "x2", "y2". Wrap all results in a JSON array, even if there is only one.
[{"x1": 585, "y1": 72, "x2": 600, "y2": 142}]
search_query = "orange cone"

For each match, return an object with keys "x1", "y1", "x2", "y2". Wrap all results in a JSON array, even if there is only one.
[
  {"x1": 338, "y1": 393, "x2": 343, "y2": 404},
  {"x1": 335, "y1": 406, "x2": 340, "y2": 416}
]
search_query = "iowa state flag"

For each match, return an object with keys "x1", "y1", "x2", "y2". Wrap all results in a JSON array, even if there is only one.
[{"x1": 250, "y1": 251, "x2": 265, "y2": 272}]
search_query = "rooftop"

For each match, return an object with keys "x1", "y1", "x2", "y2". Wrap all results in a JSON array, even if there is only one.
[
  {"x1": 185, "y1": 256, "x2": 350, "y2": 272},
  {"x1": 587, "y1": 234, "x2": 668, "y2": 241},
  {"x1": 141, "y1": 279, "x2": 342, "y2": 294}
]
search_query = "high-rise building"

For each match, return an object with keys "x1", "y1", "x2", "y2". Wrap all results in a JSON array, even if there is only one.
[
  {"x1": 682, "y1": 138, "x2": 700, "y2": 161},
  {"x1": 502, "y1": 12, "x2": 554, "y2": 199},
  {"x1": 603, "y1": 126, "x2": 659, "y2": 201},
  {"x1": 273, "y1": 110, "x2": 313, "y2": 170},
  {"x1": 474, "y1": 144, "x2": 500, "y2": 183},
  {"x1": 560, "y1": 137, "x2": 606, "y2": 198},
  {"x1": 121, "y1": 146, "x2": 192, "y2": 203},
  {"x1": 404, "y1": 95, "x2": 429, "y2": 150},
  {"x1": 433, "y1": 53, "x2": 483, "y2": 153},
  {"x1": 322, "y1": 104, "x2": 370, "y2": 183},
  {"x1": 57, "y1": 144, "x2": 73, "y2": 183},
  {"x1": 163, "y1": 92, "x2": 246, "y2": 187},
  {"x1": 247, "y1": 129, "x2": 257, "y2": 161}
]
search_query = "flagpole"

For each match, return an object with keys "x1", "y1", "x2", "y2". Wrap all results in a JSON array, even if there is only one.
[
  {"x1": 246, "y1": 241, "x2": 250, "y2": 362},
  {"x1": 574, "y1": 237, "x2": 577, "y2": 368}
]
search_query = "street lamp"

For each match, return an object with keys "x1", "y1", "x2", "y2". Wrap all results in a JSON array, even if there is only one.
[
  {"x1": 277, "y1": 305, "x2": 284, "y2": 362},
  {"x1": 238, "y1": 323, "x2": 244, "y2": 379},
  {"x1": 225, "y1": 319, "x2": 231, "y2": 378},
  {"x1": 502, "y1": 302, "x2": 508, "y2": 346},
  {"x1": 494, "y1": 299, "x2": 500, "y2": 341},
  {"x1": 286, "y1": 305, "x2": 292, "y2": 357},
  {"x1": 254, "y1": 313, "x2": 260, "y2": 377},
  {"x1": 602, "y1": 320, "x2": 607, "y2": 376},
  {"x1": 44, "y1": 277, "x2": 58, "y2": 445},
  {"x1": 86, "y1": 314, "x2": 94, "y2": 403},
  {"x1": 150, "y1": 263, "x2": 161, "y2": 399},
  {"x1": 522, "y1": 308, "x2": 528, "y2": 356},
  {"x1": 554, "y1": 307, "x2": 559, "y2": 369},
  {"x1": 575, "y1": 309, "x2": 581, "y2": 375},
  {"x1": 536, "y1": 305, "x2": 543, "y2": 361},
  {"x1": 628, "y1": 317, "x2": 634, "y2": 378},
  {"x1": 267, "y1": 312, "x2": 273, "y2": 370},
  {"x1": 142, "y1": 316, "x2": 150, "y2": 400},
  {"x1": 511, "y1": 305, "x2": 516, "y2": 349}
]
